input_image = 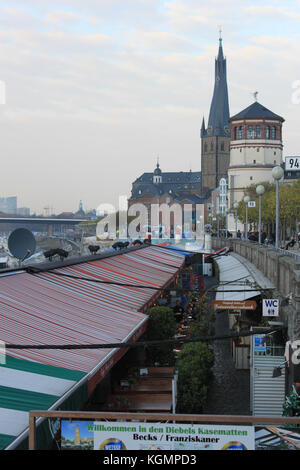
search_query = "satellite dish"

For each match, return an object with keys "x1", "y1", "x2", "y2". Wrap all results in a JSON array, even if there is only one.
[{"x1": 8, "y1": 228, "x2": 36, "y2": 261}]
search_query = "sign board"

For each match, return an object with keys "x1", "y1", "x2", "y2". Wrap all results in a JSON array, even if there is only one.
[
  {"x1": 285, "y1": 156, "x2": 300, "y2": 171},
  {"x1": 262, "y1": 299, "x2": 279, "y2": 317},
  {"x1": 254, "y1": 334, "x2": 266, "y2": 352},
  {"x1": 248, "y1": 201, "x2": 256, "y2": 208},
  {"x1": 61, "y1": 420, "x2": 255, "y2": 451},
  {"x1": 211, "y1": 300, "x2": 257, "y2": 311}
]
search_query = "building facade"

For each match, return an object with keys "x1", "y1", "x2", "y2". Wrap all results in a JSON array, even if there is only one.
[
  {"x1": 128, "y1": 163, "x2": 205, "y2": 231},
  {"x1": 0, "y1": 196, "x2": 17, "y2": 214},
  {"x1": 228, "y1": 101, "x2": 284, "y2": 206}
]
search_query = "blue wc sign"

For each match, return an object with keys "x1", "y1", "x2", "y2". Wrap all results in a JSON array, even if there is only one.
[{"x1": 262, "y1": 299, "x2": 279, "y2": 317}]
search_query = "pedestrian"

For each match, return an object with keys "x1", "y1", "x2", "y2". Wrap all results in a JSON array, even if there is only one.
[
  {"x1": 180, "y1": 291, "x2": 187, "y2": 309},
  {"x1": 173, "y1": 301, "x2": 183, "y2": 323},
  {"x1": 285, "y1": 237, "x2": 295, "y2": 250}
]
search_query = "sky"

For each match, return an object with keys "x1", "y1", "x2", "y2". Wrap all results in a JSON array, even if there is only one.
[{"x1": 0, "y1": 0, "x2": 300, "y2": 214}]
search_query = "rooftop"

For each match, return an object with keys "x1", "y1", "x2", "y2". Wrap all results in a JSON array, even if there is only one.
[{"x1": 229, "y1": 101, "x2": 285, "y2": 122}]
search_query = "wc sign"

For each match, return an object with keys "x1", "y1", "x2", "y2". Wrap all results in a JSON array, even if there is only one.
[{"x1": 263, "y1": 299, "x2": 279, "y2": 317}]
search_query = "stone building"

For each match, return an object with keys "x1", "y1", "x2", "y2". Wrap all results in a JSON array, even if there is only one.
[
  {"x1": 201, "y1": 35, "x2": 231, "y2": 195},
  {"x1": 128, "y1": 163, "x2": 205, "y2": 230},
  {"x1": 228, "y1": 101, "x2": 284, "y2": 206}
]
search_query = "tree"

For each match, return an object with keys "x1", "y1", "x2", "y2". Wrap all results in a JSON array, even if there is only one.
[
  {"x1": 176, "y1": 342, "x2": 214, "y2": 413},
  {"x1": 231, "y1": 180, "x2": 300, "y2": 237},
  {"x1": 145, "y1": 306, "x2": 176, "y2": 366}
]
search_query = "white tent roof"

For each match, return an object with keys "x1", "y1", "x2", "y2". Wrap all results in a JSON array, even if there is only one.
[{"x1": 214, "y1": 253, "x2": 266, "y2": 301}]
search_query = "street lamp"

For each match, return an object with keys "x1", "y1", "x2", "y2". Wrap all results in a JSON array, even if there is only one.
[
  {"x1": 243, "y1": 196, "x2": 250, "y2": 240},
  {"x1": 233, "y1": 202, "x2": 239, "y2": 238},
  {"x1": 272, "y1": 166, "x2": 284, "y2": 249},
  {"x1": 256, "y1": 185, "x2": 265, "y2": 244},
  {"x1": 225, "y1": 208, "x2": 230, "y2": 238}
]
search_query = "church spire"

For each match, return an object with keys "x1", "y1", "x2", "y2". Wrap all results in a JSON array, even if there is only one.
[
  {"x1": 201, "y1": 116, "x2": 206, "y2": 137},
  {"x1": 207, "y1": 33, "x2": 230, "y2": 137}
]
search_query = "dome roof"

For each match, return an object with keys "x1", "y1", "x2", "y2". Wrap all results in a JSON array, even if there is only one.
[
  {"x1": 229, "y1": 101, "x2": 284, "y2": 122},
  {"x1": 154, "y1": 163, "x2": 162, "y2": 175}
]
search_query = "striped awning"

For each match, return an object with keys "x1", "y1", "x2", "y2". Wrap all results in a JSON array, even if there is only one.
[{"x1": 0, "y1": 245, "x2": 185, "y2": 449}]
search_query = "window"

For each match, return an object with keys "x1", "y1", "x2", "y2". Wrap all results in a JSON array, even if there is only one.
[
  {"x1": 274, "y1": 151, "x2": 276, "y2": 155},
  {"x1": 247, "y1": 125, "x2": 254, "y2": 139},
  {"x1": 204, "y1": 143, "x2": 208, "y2": 153},
  {"x1": 250, "y1": 176, "x2": 253, "y2": 180},
  {"x1": 253, "y1": 160, "x2": 256, "y2": 164},
  {"x1": 266, "y1": 126, "x2": 270, "y2": 139},
  {"x1": 257, "y1": 148, "x2": 260, "y2": 152},
  {"x1": 272, "y1": 126, "x2": 276, "y2": 139},
  {"x1": 210, "y1": 142, "x2": 214, "y2": 151},
  {"x1": 255, "y1": 125, "x2": 261, "y2": 138},
  {"x1": 220, "y1": 142, "x2": 225, "y2": 151},
  {"x1": 238, "y1": 126, "x2": 244, "y2": 139},
  {"x1": 234, "y1": 127, "x2": 238, "y2": 140}
]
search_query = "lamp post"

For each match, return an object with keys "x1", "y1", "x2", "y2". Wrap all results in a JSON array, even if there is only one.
[
  {"x1": 233, "y1": 202, "x2": 239, "y2": 238},
  {"x1": 225, "y1": 208, "x2": 230, "y2": 238},
  {"x1": 243, "y1": 196, "x2": 250, "y2": 240},
  {"x1": 256, "y1": 184, "x2": 265, "y2": 244},
  {"x1": 272, "y1": 166, "x2": 284, "y2": 249}
]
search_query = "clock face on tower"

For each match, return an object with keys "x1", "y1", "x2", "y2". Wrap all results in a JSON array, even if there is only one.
[
  {"x1": 224, "y1": 125, "x2": 230, "y2": 134},
  {"x1": 207, "y1": 126, "x2": 212, "y2": 135}
]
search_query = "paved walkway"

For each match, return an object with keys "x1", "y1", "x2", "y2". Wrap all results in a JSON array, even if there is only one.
[{"x1": 202, "y1": 276, "x2": 250, "y2": 416}]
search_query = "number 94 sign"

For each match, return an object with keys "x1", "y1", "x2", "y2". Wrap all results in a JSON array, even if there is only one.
[{"x1": 285, "y1": 156, "x2": 300, "y2": 171}]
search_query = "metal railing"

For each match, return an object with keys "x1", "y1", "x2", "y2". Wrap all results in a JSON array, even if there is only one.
[{"x1": 213, "y1": 237, "x2": 300, "y2": 262}]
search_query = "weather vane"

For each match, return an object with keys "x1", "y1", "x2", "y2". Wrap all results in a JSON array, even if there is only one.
[{"x1": 253, "y1": 91, "x2": 259, "y2": 102}]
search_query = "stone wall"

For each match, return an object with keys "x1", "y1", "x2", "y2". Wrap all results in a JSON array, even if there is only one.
[{"x1": 211, "y1": 238, "x2": 300, "y2": 340}]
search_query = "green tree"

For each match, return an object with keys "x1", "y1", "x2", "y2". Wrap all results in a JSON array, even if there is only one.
[
  {"x1": 176, "y1": 342, "x2": 214, "y2": 413},
  {"x1": 231, "y1": 179, "x2": 300, "y2": 237},
  {"x1": 145, "y1": 306, "x2": 176, "y2": 366}
]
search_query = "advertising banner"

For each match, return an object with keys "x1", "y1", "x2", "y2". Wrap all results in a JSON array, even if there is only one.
[
  {"x1": 61, "y1": 420, "x2": 255, "y2": 451},
  {"x1": 211, "y1": 300, "x2": 257, "y2": 311}
]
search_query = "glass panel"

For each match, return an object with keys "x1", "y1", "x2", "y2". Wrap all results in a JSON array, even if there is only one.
[{"x1": 247, "y1": 125, "x2": 253, "y2": 139}]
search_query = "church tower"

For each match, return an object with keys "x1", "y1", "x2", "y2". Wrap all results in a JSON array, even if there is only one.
[{"x1": 201, "y1": 33, "x2": 231, "y2": 195}]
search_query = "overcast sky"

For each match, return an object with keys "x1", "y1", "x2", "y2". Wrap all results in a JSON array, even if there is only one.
[{"x1": 0, "y1": 0, "x2": 300, "y2": 214}]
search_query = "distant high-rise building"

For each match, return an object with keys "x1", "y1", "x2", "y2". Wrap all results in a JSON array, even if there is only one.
[
  {"x1": 17, "y1": 207, "x2": 30, "y2": 216},
  {"x1": 0, "y1": 196, "x2": 17, "y2": 214},
  {"x1": 201, "y1": 34, "x2": 231, "y2": 194}
]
